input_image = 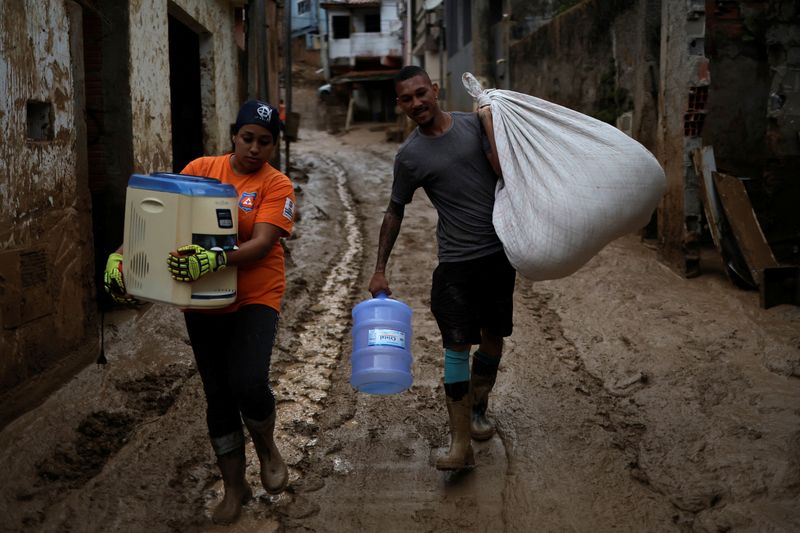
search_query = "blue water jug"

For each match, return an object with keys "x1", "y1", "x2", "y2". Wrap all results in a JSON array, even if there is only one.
[{"x1": 351, "y1": 292, "x2": 413, "y2": 394}]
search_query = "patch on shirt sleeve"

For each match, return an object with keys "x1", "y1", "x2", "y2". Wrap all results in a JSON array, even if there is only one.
[{"x1": 282, "y1": 197, "x2": 295, "y2": 221}]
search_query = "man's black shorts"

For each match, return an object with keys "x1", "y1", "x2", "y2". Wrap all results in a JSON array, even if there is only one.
[{"x1": 430, "y1": 250, "x2": 516, "y2": 347}]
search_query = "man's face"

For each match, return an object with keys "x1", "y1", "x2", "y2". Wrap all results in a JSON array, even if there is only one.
[{"x1": 396, "y1": 74, "x2": 439, "y2": 127}]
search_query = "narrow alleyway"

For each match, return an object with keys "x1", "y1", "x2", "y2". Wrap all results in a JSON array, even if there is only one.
[{"x1": 0, "y1": 124, "x2": 798, "y2": 532}]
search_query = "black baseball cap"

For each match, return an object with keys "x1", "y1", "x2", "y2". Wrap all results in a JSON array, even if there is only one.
[{"x1": 234, "y1": 99, "x2": 281, "y2": 141}]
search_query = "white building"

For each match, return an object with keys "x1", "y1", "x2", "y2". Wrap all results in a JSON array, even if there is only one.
[{"x1": 321, "y1": 0, "x2": 403, "y2": 70}]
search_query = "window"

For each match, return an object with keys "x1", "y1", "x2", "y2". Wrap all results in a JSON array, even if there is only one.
[
  {"x1": 332, "y1": 15, "x2": 351, "y2": 39},
  {"x1": 26, "y1": 101, "x2": 53, "y2": 141},
  {"x1": 364, "y1": 13, "x2": 380, "y2": 33},
  {"x1": 298, "y1": 0, "x2": 310, "y2": 14}
]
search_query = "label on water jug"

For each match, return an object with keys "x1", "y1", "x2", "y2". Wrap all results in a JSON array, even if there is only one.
[{"x1": 368, "y1": 328, "x2": 406, "y2": 349}]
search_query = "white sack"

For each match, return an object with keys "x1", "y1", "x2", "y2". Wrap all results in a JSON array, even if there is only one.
[{"x1": 463, "y1": 73, "x2": 666, "y2": 281}]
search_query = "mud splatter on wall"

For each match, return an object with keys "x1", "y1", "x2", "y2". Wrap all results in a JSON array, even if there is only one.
[
  {"x1": 1, "y1": 0, "x2": 243, "y2": 405},
  {"x1": 0, "y1": 0, "x2": 96, "y2": 394}
]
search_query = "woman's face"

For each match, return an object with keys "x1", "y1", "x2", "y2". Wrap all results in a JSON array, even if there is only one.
[{"x1": 231, "y1": 124, "x2": 275, "y2": 174}]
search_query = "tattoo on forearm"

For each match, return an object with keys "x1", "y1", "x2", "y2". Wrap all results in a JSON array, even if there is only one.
[{"x1": 376, "y1": 210, "x2": 402, "y2": 272}]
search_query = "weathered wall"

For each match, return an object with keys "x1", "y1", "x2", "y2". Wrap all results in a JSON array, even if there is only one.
[
  {"x1": 506, "y1": 0, "x2": 798, "y2": 275},
  {"x1": 0, "y1": 0, "x2": 243, "y2": 403},
  {"x1": 654, "y1": 0, "x2": 708, "y2": 275},
  {"x1": 128, "y1": 0, "x2": 240, "y2": 174},
  {"x1": 129, "y1": 0, "x2": 173, "y2": 173},
  {"x1": 508, "y1": 0, "x2": 660, "y2": 150},
  {"x1": 704, "y1": 1, "x2": 800, "y2": 264},
  {"x1": 444, "y1": 0, "x2": 475, "y2": 111},
  {"x1": 0, "y1": 1, "x2": 97, "y2": 391},
  {"x1": 172, "y1": 0, "x2": 241, "y2": 155},
  {"x1": 446, "y1": 41, "x2": 474, "y2": 111}
]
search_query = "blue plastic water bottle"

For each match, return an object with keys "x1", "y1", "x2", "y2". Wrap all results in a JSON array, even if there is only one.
[{"x1": 350, "y1": 292, "x2": 413, "y2": 394}]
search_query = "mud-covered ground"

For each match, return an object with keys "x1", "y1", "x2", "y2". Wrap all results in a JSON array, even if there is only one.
[{"x1": 1, "y1": 121, "x2": 799, "y2": 533}]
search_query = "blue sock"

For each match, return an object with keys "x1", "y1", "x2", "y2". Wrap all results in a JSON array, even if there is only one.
[{"x1": 444, "y1": 349, "x2": 470, "y2": 384}]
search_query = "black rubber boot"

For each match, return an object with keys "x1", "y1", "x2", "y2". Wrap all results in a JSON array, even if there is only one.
[
  {"x1": 243, "y1": 412, "x2": 289, "y2": 494},
  {"x1": 212, "y1": 446, "x2": 252, "y2": 524},
  {"x1": 470, "y1": 357, "x2": 499, "y2": 440}
]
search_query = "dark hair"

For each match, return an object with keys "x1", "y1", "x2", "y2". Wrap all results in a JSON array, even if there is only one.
[{"x1": 395, "y1": 65, "x2": 431, "y2": 84}]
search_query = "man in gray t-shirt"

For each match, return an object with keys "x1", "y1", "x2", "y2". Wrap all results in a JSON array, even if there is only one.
[
  {"x1": 369, "y1": 66, "x2": 517, "y2": 471},
  {"x1": 392, "y1": 111, "x2": 504, "y2": 262}
]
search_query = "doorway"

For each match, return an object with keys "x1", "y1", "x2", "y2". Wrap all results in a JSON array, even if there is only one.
[{"x1": 168, "y1": 15, "x2": 204, "y2": 173}]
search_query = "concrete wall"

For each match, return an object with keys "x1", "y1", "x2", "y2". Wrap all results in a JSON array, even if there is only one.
[
  {"x1": 130, "y1": 0, "x2": 240, "y2": 173},
  {"x1": 505, "y1": 0, "x2": 798, "y2": 274},
  {"x1": 508, "y1": 0, "x2": 660, "y2": 148},
  {"x1": 654, "y1": 0, "x2": 708, "y2": 276},
  {"x1": 444, "y1": 0, "x2": 475, "y2": 111},
  {"x1": 0, "y1": 1, "x2": 97, "y2": 393},
  {"x1": 0, "y1": 0, "x2": 243, "y2": 403}
]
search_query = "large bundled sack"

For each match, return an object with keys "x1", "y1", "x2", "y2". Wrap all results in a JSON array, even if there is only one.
[{"x1": 463, "y1": 73, "x2": 666, "y2": 281}]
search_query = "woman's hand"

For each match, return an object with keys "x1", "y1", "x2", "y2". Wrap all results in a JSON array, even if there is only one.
[
  {"x1": 225, "y1": 222, "x2": 286, "y2": 266},
  {"x1": 167, "y1": 245, "x2": 227, "y2": 282}
]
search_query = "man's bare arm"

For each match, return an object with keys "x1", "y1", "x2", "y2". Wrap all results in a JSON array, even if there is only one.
[
  {"x1": 478, "y1": 105, "x2": 502, "y2": 177},
  {"x1": 369, "y1": 200, "x2": 405, "y2": 296}
]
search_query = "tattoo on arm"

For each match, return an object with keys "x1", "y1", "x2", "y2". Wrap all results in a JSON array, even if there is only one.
[{"x1": 375, "y1": 201, "x2": 404, "y2": 272}]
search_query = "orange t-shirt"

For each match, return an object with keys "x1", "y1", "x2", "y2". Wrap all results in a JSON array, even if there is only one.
[{"x1": 182, "y1": 155, "x2": 295, "y2": 313}]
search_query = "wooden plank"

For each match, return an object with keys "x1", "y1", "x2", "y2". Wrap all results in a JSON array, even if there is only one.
[
  {"x1": 713, "y1": 171, "x2": 779, "y2": 286},
  {"x1": 692, "y1": 147, "x2": 755, "y2": 288}
]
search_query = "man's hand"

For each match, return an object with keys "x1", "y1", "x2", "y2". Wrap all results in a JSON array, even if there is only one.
[
  {"x1": 368, "y1": 271, "x2": 392, "y2": 297},
  {"x1": 167, "y1": 244, "x2": 227, "y2": 282},
  {"x1": 103, "y1": 252, "x2": 138, "y2": 305}
]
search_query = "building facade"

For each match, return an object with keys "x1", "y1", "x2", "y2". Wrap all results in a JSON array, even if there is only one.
[{"x1": 0, "y1": 0, "x2": 277, "y2": 416}]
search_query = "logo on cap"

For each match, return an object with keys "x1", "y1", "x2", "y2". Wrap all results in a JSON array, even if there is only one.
[{"x1": 256, "y1": 105, "x2": 273, "y2": 122}]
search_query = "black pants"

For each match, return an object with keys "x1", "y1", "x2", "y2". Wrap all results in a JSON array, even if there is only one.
[
  {"x1": 431, "y1": 250, "x2": 516, "y2": 347},
  {"x1": 184, "y1": 304, "x2": 278, "y2": 440}
]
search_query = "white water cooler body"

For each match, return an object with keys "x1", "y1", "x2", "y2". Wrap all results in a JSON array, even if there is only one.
[{"x1": 123, "y1": 173, "x2": 239, "y2": 309}]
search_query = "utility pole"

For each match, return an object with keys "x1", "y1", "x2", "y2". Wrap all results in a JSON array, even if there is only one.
[
  {"x1": 247, "y1": 0, "x2": 269, "y2": 101},
  {"x1": 471, "y1": 0, "x2": 491, "y2": 86},
  {"x1": 284, "y1": 0, "x2": 292, "y2": 175},
  {"x1": 318, "y1": 1, "x2": 330, "y2": 80},
  {"x1": 405, "y1": 0, "x2": 412, "y2": 65}
]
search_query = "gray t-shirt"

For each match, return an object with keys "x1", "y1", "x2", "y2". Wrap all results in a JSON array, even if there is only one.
[{"x1": 391, "y1": 111, "x2": 503, "y2": 262}]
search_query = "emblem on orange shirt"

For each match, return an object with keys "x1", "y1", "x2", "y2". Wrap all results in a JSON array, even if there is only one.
[{"x1": 239, "y1": 191, "x2": 257, "y2": 212}]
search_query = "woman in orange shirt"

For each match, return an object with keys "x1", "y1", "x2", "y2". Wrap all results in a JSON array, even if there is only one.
[{"x1": 165, "y1": 100, "x2": 296, "y2": 524}]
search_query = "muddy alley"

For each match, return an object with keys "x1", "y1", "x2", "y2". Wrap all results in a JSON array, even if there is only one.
[{"x1": 1, "y1": 125, "x2": 799, "y2": 533}]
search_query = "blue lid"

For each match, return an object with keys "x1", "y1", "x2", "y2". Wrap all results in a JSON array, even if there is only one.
[{"x1": 127, "y1": 173, "x2": 238, "y2": 198}]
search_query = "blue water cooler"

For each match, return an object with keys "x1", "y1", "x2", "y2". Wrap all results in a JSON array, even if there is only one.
[{"x1": 350, "y1": 293, "x2": 413, "y2": 394}]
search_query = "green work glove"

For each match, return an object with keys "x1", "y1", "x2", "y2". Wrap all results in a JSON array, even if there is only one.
[
  {"x1": 167, "y1": 244, "x2": 227, "y2": 282},
  {"x1": 103, "y1": 252, "x2": 138, "y2": 305}
]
